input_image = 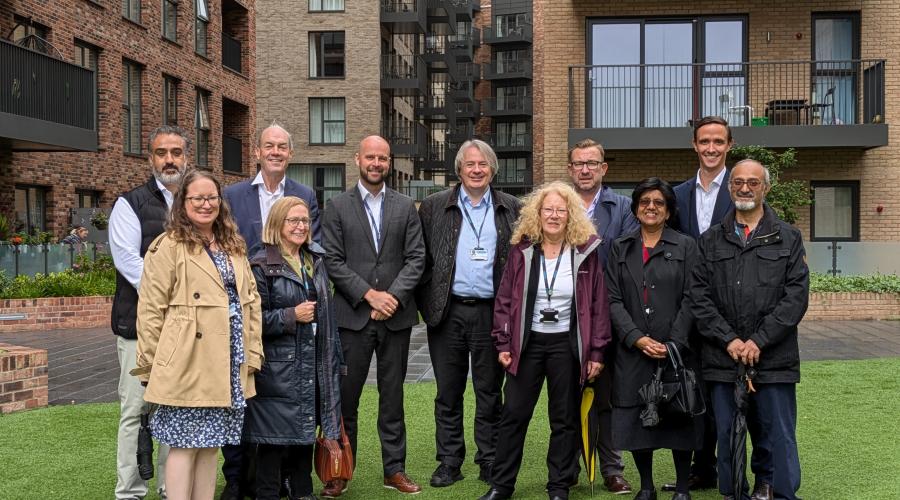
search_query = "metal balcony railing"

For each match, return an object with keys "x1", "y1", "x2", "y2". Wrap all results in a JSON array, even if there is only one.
[
  {"x1": 568, "y1": 60, "x2": 887, "y2": 129},
  {"x1": 485, "y1": 132, "x2": 532, "y2": 152},
  {"x1": 483, "y1": 22, "x2": 533, "y2": 44},
  {"x1": 484, "y1": 59, "x2": 532, "y2": 80},
  {"x1": 381, "y1": 54, "x2": 423, "y2": 80},
  {"x1": 383, "y1": 121, "x2": 426, "y2": 157},
  {"x1": 222, "y1": 33, "x2": 242, "y2": 73},
  {"x1": 483, "y1": 95, "x2": 532, "y2": 116},
  {"x1": 381, "y1": 0, "x2": 418, "y2": 13},
  {"x1": 0, "y1": 38, "x2": 95, "y2": 130}
]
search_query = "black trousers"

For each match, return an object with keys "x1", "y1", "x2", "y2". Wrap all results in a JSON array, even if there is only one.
[
  {"x1": 428, "y1": 298, "x2": 503, "y2": 468},
  {"x1": 255, "y1": 444, "x2": 314, "y2": 500},
  {"x1": 491, "y1": 332, "x2": 581, "y2": 499},
  {"x1": 340, "y1": 321, "x2": 411, "y2": 476},
  {"x1": 691, "y1": 384, "x2": 719, "y2": 480}
]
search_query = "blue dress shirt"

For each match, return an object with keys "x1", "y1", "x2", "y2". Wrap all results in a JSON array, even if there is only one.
[{"x1": 451, "y1": 187, "x2": 497, "y2": 298}]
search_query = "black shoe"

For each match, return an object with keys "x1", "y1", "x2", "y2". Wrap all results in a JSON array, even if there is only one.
[
  {"x1": 220, "y1": 482, "x2": 243, "y2": 500},
  {"x1": 671, "y1": 493, "x2": 691, "y2": 500},
  {"x1": 634, "y1": 490, "x2": 657, "y2": 500},
  {"x1": 548, "y1": 495, "x2": 567, "y2": 500},
  {"x1": 478, "y1": 462, "x2": 494, "y2": 484},
  {"x1": 479, "y1": 488, "x2": 511, "y2": 500},
  {"x1": 430, "y1": 463, "x2": 463, "y2": 487},
  {"x1": 662, "y1": 474, "x2": 717, "y2": 492},
  {"x1": 750, "y1": 482, "x2": 773, "y2": 500}
]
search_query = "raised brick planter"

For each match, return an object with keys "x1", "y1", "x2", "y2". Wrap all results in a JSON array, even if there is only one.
[
  {"x1": 0, "y1": 343, "x2": 49, "y2": 414},
  {"x1": 0, "y1": 296, "x2": 112, "y2": 333},
  {"x1": 805, "y1": 292, "x2": 900, "y2": 321}
]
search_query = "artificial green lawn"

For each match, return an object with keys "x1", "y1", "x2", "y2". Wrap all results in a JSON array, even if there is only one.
[{"x1": 2, "y1": 358, "x2": 899, "y2": 499}]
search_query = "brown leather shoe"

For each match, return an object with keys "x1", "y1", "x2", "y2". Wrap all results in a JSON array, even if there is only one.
[
  {"x1": 750, "y1": 482, "x2": 773, "y2": 500},
  {"x1": 384, "y1": 471, "x2": 422, "y2": 494},
  {"x1": 603, "y1": 475, "x2": 633, "y2": 495},
  {"x1": 321, "y1": 479, "x2": 348, "y2": 498}
]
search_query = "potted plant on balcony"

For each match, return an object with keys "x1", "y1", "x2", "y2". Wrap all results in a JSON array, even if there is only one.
[{"x1": 91, "y1": 210, "x2": 109, "y2": 231}]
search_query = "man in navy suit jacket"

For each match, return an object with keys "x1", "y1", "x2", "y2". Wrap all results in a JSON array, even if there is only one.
[
  {"x1": 219, "y1": 122, "x2": 320, "y2": 499},
  {"x1": 665, "y1": 116, "x2": 735, "y2": 494},
  {"x1": 224, "y1": 123, "x2": 321, "y2": 256}
]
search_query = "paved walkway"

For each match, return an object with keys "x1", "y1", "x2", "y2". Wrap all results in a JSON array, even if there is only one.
[{"x1": 0, "y1": 320, "x2": 897, "y2": 406}]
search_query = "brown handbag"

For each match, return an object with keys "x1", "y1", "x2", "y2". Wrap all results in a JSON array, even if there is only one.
[{"x1": 314, "y1": 419, "x2": 354, "y2": 483}]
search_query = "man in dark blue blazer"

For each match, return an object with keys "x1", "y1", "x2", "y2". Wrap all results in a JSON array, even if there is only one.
[
  {"x1": 219, "y1": 122, "x2": 320, "y2": 500},
  {"x1": 664, "y1": 116, "x2": 735, "y2": 494},
  {"x1": 224, "y1": 123, "x2": 321, "y2": 256}
]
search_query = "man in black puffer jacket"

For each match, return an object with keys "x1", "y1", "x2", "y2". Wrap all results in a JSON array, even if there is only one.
[
  {"x1": 691, "y1": 159, "x2": 808, "y2": 500},
  {"x1": 417, "y1": 139, "x2": 521, "y2": 488}
]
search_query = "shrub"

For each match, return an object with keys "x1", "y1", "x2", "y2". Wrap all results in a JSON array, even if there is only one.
[
  {"x1": 810, "y1": 272, "x2": 900, "y2": 294},
  {"x1": 0, "y1": 268, "x2": 116, "y2": 299}
]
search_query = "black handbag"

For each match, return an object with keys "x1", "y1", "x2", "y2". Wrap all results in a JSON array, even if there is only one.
[{"x1": 658, "y1": 342, "x2": 706, "y2": 419}]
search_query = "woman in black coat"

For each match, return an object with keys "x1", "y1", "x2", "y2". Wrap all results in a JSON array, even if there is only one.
[
  {"x1": 605, "y1": 178, "x2": 703, "y2": 500},
  {"x1": 245, "y1": 196, "x2": 343, "y2": 500}
]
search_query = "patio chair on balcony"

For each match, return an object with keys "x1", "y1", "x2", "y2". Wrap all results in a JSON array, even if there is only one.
[{"x1": 810, "y1": 86, "x2": 836, "y2": 125}]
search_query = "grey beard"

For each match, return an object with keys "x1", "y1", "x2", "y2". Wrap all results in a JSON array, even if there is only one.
[
  {"x1": 154, "y1": 168, "x2": 184, "y2": 186},
  {"x1": 735, "y1": 199, "x2": 757, "y2": 211}
]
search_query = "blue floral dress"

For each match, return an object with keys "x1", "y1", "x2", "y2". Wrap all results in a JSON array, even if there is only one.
[{"x1": 151, "y1": 249, "x2": 247, "y2": 448}]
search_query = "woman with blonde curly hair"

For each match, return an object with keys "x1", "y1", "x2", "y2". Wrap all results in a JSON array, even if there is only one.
[
  {"x1": 481, "y1": 181, "x2": 613, "y2": 500},
  {"x1": 132, "y1": 169, "x2": 263, "y2": 500}
]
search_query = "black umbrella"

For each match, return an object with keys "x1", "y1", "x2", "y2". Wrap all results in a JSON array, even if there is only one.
[
  {"x1": 638, "y1": 364, "x2": 666, "y2": 428},
  {"x1": 730, "y1": 364, "x2": 757, "y2": 499},
  {"x1": 137, "y1": 412, "x2": 154, "y2": 480}
]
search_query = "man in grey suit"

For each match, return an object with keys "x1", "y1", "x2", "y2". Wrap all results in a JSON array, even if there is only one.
[{"x1": 322, "y1": 135, "x2": 426, "y2": 497}]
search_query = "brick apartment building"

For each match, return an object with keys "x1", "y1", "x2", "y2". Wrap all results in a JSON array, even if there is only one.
[
  {"x1": 0, "y1": 0, "x2": 256, "y2": 238},
  {"x1": 532, "y1": 0, "x2": 896, "y2": 244},
  {"x1": 255, "y1": 0, "x2": 535, "y2": 205}
]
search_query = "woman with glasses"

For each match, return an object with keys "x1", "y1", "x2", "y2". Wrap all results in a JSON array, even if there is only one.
[
  {"x1": 244, "y1": 196, "x2": 343, "y2": 500},
  {"x1": 481, "y1": 181, "x2": 611, "y2": 500},
  {"x1": 605, "y1": 178, "x2": 704, "y2": 500},
  {"x1": 133, "y1": 169, "x2": 263, "y2": 499}
]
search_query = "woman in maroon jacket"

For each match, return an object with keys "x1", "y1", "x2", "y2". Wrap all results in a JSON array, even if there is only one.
[{"x1": 479, "y1": 181, "x2": 612, "y2": 500}]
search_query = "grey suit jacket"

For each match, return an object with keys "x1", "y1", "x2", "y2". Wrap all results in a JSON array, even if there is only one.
[{"x1": 322, "y1": 186, "x2": 425, "y2": 331}]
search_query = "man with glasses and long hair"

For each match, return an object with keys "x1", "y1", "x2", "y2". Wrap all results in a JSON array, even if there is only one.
[{"x1": 566, "y1": 138, "x2": 638, "y2": 496}]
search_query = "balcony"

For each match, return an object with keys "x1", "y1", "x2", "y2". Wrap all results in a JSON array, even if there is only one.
[
  {"x1": 0, "y1": 39, "x2": 96, "y2": 152},
  {"x1": 452, "y1": 62, "x2": 480, "y2": 82},
  {"x1": 380, "y1": 0, "x2": 426, "y2": 34},
  {"x1": 448, "y1": 28, "x2": 479, "y2": 61},
  {"x1": 483, "y1": 59, "x2": 532, "y2": 80},
  {"x1": 568, "y1": 60, "x2": 888, "y2": 150},
  {"x1": 454, "y1": 100, "x2": 480, "y2": 119},
  {"x1": 422, "y1": 34, "x2": 452, "y2": 68},
  {"x1": 417, "y1": 93, "x2": 450, "y2": 119},
  {"x1": 449, "y1": 80, "x2": 474, "y2": 102},
  {"x1": 483, "y1": 22, "x2": 533, "y2": 45},
  {"x1": 485, "y1": 132, "x2": 532, "y2": 153},
  {"x1": 447, "y1": 123, "x2": 474, "y2": 143},
  {"x1": 483, "y1": 96, "x2": 532, "y2": 117},
  {"x1": 419, "y1": 141, "x2": 453, "y2": 171},
  {"x1": 384, "y1": 121, "x2": 427, "y2": 158},
  {"x1": 381, "y1": 54, "x2": 427, "y2": 96},
  {"x1": 222, "y1": 33, "x2": 241, "y2": 74}
]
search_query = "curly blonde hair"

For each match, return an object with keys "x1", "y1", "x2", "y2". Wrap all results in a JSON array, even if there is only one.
[
  {"x1": 510, "y1": 181, "x2": 597, "y2": 246},
  {"x1": 166, "y1": 169, "x2": 247, "y2": 256}
]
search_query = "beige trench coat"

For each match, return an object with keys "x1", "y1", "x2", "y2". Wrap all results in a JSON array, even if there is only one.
[{"x1": 131, "y1": 233, "x2": 263, "y2": 407}]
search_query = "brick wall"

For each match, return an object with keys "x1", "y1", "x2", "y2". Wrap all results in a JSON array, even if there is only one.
[
  {"x1": 0, "y1": 296, "x2": 112, "y2": 333},
  {"x1": 805, "y1": 292, "x2": 900, "y2": 321},
  {"x1": 0, "y1": 0, "x2": 256, "y2": 237},
  {"x1": 0, "y1": 343, "x2": 48, "y2": 414},
  {"x1": 534, "y1": 0, "x2": 900, "y2": 241}
]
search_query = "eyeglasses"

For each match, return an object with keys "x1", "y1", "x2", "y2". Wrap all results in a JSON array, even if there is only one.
[
  {"x1": 186, "y1": 195, "x2": 221, "y2": 208},
  {"x1": 541, "y1": 207, "x2": 569, "y2": 217},
  {"x1": 638, "y1": 198, "x2": 667, "y2": 208},
  {"x1": 569, "y1": 161, "x2": 604, "y2": 170},
  {"x1": 285, "y1": 217, "x2": 311, "y2": 228},
  {"x1": 730, "y1": 178, "x2": 764, "y2": 189}
]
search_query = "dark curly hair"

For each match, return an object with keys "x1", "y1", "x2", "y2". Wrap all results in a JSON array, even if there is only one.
[{"x1": 166, "y1": 169, "x2": 246, "y2": 256}]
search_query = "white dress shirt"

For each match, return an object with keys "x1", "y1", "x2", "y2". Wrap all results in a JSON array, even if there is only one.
[
  {"x1": 252, "y1": 171, "x2": 286, "y2": 229},
  {"x1": 694, "y1": 167, "x2": 727, "y2": 236},
  {"x1": 357, "y1": 181, "x2": 386, "y2": 252},
  {"x1": 109, "y1": 178, "x2": 175, "y2": 291}
]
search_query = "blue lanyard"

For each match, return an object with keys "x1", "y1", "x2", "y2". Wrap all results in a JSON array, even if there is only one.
[
  {"x1": 460, "y1": 191, "x2": 491, "y2": 247},
  {"x1": 363, "y1": 194, "x2": 384, "y2": 250},
  {"x1": 541, "y1": 243, "x2": 566, "y2": 306}
]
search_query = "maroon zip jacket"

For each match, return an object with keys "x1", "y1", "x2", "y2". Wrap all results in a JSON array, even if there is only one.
[{"x1": 492, "y1": 235, "x2": 612, "y2": 384}]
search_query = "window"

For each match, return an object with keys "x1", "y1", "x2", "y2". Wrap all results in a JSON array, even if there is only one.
[
  {"x1": 496, "y1": 158, "x2": 527, "y2": 184},
  {"x1": 496, "y1": 85, "x2": 529, "y2": 111},
  {"x1": 123, "y1": 0, "x2": 141, "y2": 23},
  {"x1": 309, "y1": 98, "x2": 345, "y2": 144},
  {"x1": 587, "y1": 17, "x2": 747, "y2": 127},
  {"x1": 195, "y1": 0, "x2": 209, "y2": 56},
  {"x1": 14, "y1": 185, "x2": 47, "y2": 234},
  {"x1": 495, "y1": 49, "x2": 527, "y2": 75},
  {"x1": 495, "y1": 122, "x2": 528, "y2": 147},
  {"x1": 811, "y1": 181, "x2": 859, "y2": 241},
  {"x1": 163, "y1": 0, "x2": 178, "y2": 42},
  {"x1": 76, "y1": 190, "x2": 102, "y2": 209},
  {"x1": 75, "y1": 41, "x2": 99, "y2": 71},
  {"x1": 309, "y1": 32, "x2": 345, "y2": 78},
  {"x1": 309, "y1": 0, "x2": 343, "y2": 12},
  {"x1": 195, "y1": 89, "x2": 211, "y2": 167},
  {"x1": 812, "y1": 13, "x2": 860, "y2": 125},
  {"x1": 164, "y1": 76, "x2": 179, "y2": 125},
  {"x1": 495, "y1": 13, "x2": 528, "y2": 38},
  {"x1": 13, "y1": 16, "x2": 49, "y2": 43},
  {"x1": 288, "y1": 164, "x2": 345, "y2": 206},
  {"x1": 605, "y1": 182, "x2": 637, "y2": 199},
  {"x1": 122, "y1": 60, "x2": 142, "y2": 154}
]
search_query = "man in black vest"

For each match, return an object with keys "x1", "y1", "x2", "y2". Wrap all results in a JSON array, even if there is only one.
[{"x1": 109, "y1": 125, "x2": 189, "y2": 500}]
